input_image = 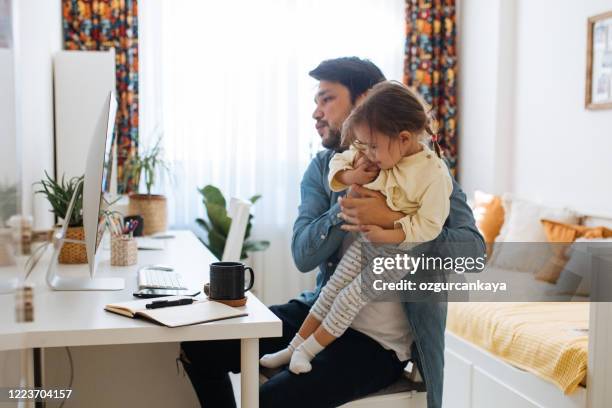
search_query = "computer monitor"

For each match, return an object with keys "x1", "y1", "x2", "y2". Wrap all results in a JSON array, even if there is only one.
[
  {"x1": 46, "y1": 91, "x2": 125, "y2": 291},
  {"x1": 84, "y1": 91, "x2": 118, "y2": 276}
]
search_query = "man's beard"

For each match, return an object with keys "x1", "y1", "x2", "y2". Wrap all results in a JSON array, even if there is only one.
[{"x1": 321, "y1": 127, "x2": 342, "y2": 151}]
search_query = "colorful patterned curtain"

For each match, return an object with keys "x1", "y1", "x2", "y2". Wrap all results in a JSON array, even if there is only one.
[
  {"x1": 403, "y1": 0, "x2": 458, "y2": 175},
  {"x1": 62, "y1": 0, "x2": 139, "y2": 192}
]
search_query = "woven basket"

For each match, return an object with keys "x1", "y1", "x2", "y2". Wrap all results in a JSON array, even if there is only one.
[
  {"x1": 128, "y1": 194, "x2": 168, "y2": 236},
  {"x1": 59, "y1": 226, "x2": 87, "y2": 264}
]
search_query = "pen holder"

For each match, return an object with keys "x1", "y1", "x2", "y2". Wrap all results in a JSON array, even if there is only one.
[{"x1": 111, "y1": 236, "x2": 138, "y2": 266}]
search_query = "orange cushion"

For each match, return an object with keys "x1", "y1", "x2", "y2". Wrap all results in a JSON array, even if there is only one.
[
  {"x1": 535, "y1": 220, "x2": 612, "y2": 283},
  {"x1": 540, "y1": 220, "x2": 580, "y2": 243},
  {"x1": 582, "y1": 226, "x2": 612, "y2": 239},
  {"x1": 473, "y1": 191, "x2": 505, "y2": 256},
  {"x1": 540, "y1": 219, "x2": 612, "y2": 241}
]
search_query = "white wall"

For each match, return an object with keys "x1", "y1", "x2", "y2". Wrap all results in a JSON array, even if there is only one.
[
  {"x1": 512, "y1": 0, "x2": 612, "y2": 215},
  {"x1": 459, "y1": 0, "x2": 612, "y2": 216},
  {"x1": 14, "y1": 0, "x2": 61, "y2": 229}
]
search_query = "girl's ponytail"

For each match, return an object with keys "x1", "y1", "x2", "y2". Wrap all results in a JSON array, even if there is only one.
[
  {"x1": 432, "y1": 134, "x2": 443, "y2": 159},
  {"x1": 425, "y1": 125, "x2": 442, "y2": 158},
  {"x1": 424, "y1": 107, "x2": 442, "y2": 159}
]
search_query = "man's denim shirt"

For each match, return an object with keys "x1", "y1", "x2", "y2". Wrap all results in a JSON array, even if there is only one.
[{"x1": 292, "y1": 149, "x2": 485, "y2": 408}]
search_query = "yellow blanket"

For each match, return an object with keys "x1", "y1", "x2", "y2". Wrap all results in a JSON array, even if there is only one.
[{"x1": 447, "y1": 302, "x2": 588, "y2": 394}]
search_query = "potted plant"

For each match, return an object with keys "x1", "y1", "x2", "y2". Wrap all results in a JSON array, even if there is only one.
[
  {"x1": 35, "y1": 172, "x2": 87, "y2": 264},
  {"x1": 195, "y1": 185, "x2": 270, "y2": 260},
  {"x1": 123, "y1": 138, "x2": 170, "y2": 235}
]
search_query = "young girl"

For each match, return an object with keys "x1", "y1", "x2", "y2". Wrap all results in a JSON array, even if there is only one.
[{"x1": 260, "y1": 81, "x2": 453, "y2": 374}]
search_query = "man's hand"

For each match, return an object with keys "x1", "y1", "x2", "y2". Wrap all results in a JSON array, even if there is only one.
[
  {"x1": 340, "y1": 224, "x2": 385, "y2": 242},
  {"x1": 339, "y1": 185, "x2": 404, "y2": 229}
]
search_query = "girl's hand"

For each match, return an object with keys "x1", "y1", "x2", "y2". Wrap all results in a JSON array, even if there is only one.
[
  {"x1": 354, "y1": 154, "x2": 379, "y2": 173},
  {"x1": 340, "y1": 224, "x2": 385, "y2": 242},
  {"x1": 351, "y1": 163, "x2": 379, "y2": 185},
  {"x1": 337, "y1": 152, "x2": 378, "y2": 186},
  {"x1": 353, "y1": 152, "x2": 377, "y2": 171},
  {"x1": 337, "y1": 165, "x2": 379, "y2": 187}
]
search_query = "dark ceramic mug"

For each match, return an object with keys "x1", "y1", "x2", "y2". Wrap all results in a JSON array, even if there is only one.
[{"x1": 204, "y1": 261, "x2": 254, "y2": 300}]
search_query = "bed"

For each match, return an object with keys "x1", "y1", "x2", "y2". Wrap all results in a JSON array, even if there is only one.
[{"x1": 441, "y1": 213, "x2": 612, "y2": 408}]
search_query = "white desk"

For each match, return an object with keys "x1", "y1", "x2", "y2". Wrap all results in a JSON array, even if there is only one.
[{"x1": 0, "y1": 230, "x2": 282, "y2": 408}]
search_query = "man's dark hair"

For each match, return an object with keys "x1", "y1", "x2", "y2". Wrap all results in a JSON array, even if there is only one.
[{"x1": 309, "y1": 57, "x2": 386, "y2": 103}]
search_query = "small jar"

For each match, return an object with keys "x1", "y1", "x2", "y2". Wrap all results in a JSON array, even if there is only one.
[
  {"x1": 111, "y1": 236, "x2": 138, "y2": 266},
  {"x1": 0, "y1": 228, "x2": 16, "y2": 267},
  {"x1": 6, "y1": 215, "x2": 33, "y2": 255}
]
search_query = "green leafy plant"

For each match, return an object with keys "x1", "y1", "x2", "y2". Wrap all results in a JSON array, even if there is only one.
[
  {"x1": 35, "y1": 171, "x2": 84, "y2": 227},
  {"x1": 122, "y1": 137, "x2": 170, "y2": 195},
  {"x1": 195, "y1": 185, "x2": 270, "y2": 260}
]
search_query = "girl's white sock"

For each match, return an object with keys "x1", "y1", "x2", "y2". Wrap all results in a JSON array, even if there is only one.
[
  {"x1": 289, "y1": 335, "x2": 324, "y2": 374},
  {"x1": 259, "y1": 334, "x2": 305, "y2": 368}
]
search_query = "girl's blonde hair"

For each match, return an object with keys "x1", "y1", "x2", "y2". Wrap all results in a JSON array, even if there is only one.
[{"x1": 341, "y1": 81, "x2": 442, "y2": 157}]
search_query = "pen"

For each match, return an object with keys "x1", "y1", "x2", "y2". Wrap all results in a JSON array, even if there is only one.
[
  {"x1": 110, "y1": 215, "x2": 122, "y2": 236},
  {"x1": 128, "y1": 220, "x2": 139, "y2": 237},
  {"x1": 145, "y1": 298, "x2": 194, "y2": 309}
]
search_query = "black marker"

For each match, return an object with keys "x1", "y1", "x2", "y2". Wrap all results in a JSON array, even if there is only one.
[{"x1": 146, "y1": 298, "x2": 194, "y2": 309}]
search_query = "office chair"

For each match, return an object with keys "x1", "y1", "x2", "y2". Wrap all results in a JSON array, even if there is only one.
[{"x1": 222, "y1": 198, "x2": 252, "y2": 262}]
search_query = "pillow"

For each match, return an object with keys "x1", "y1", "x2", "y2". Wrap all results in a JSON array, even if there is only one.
[
  {"x1": 540, "y1": 219, "x2": 582, "y2": 243},
  {"x1": 534, "y1": 219, "x2": 578, "y2": 283},
  {"x1": 554, "y1": 237, "x2": 612, "y2": 297},
  {"x1": 473, "y1": 190, "x2": 505, "y2": 257},
  {"x1": 535, "y1": 220, "x2": 612, "y2": 283},
  {"x1": 534, "y1": 219, "x2": 582, "y2": 283},
  {"x1": 494, "y1": 193, "x2": 514, "y2": 243},
  {"x1": 540, "y1": 219, "x2": 612, "y2": 241},
  {"x1": 489, "y1": 195, "x2": 579, "y2": 272},
  {"x1": 582, "y1": 226, "x2": 612, "y2": 238}
]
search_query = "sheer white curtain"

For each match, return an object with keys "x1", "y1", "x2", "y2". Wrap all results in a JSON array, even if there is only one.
[{"x1": 139, "y1": 0, "x2": 405, "y2": 305}]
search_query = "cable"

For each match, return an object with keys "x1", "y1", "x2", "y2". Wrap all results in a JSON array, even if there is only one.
[
  {"x1": 23, "y1": 242, "x2": 48, "y2": 277},
  {"x1": 23, "y1": 242, "x2": 50, "y2": 282},
  {"x1": 57, "y1": 347, "x2": 74, "y2": 408}
]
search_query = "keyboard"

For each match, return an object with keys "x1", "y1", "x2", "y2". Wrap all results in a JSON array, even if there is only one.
[{"x1": 138, "y1": 266, "x2": 187, "y2": 290}]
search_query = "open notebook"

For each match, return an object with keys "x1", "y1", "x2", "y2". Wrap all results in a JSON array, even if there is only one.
[{"x1": 105, "y1": 296, "x2": 248, "y2": 327}]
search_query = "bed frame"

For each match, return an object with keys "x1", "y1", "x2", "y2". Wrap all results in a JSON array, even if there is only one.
[{"x1": 443, "y1": 331, "x2": 586, "y2": 408}]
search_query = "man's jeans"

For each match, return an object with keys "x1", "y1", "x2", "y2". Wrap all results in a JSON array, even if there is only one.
[{"x1": 180, "y1": 300, "x2": 407, "y2": 408}]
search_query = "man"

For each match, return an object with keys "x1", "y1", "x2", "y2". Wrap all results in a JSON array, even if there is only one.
[{"x1": 180, "y1": 57, "x2": 485, "y2": 408}]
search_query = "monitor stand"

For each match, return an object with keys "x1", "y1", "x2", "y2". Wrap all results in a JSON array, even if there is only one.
[
  {"x1": 45, "y1": 180, "x2": 124, "y2": 291},
  {"x1": 0, "y1": 277, "x2": 18, "y2": 294},
  {"x1": 47, "y1": 275, "x2": 124, "y2": 291},
  {"x1": 46, "y1": 235, "x2": 124, "y2": 290}
]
